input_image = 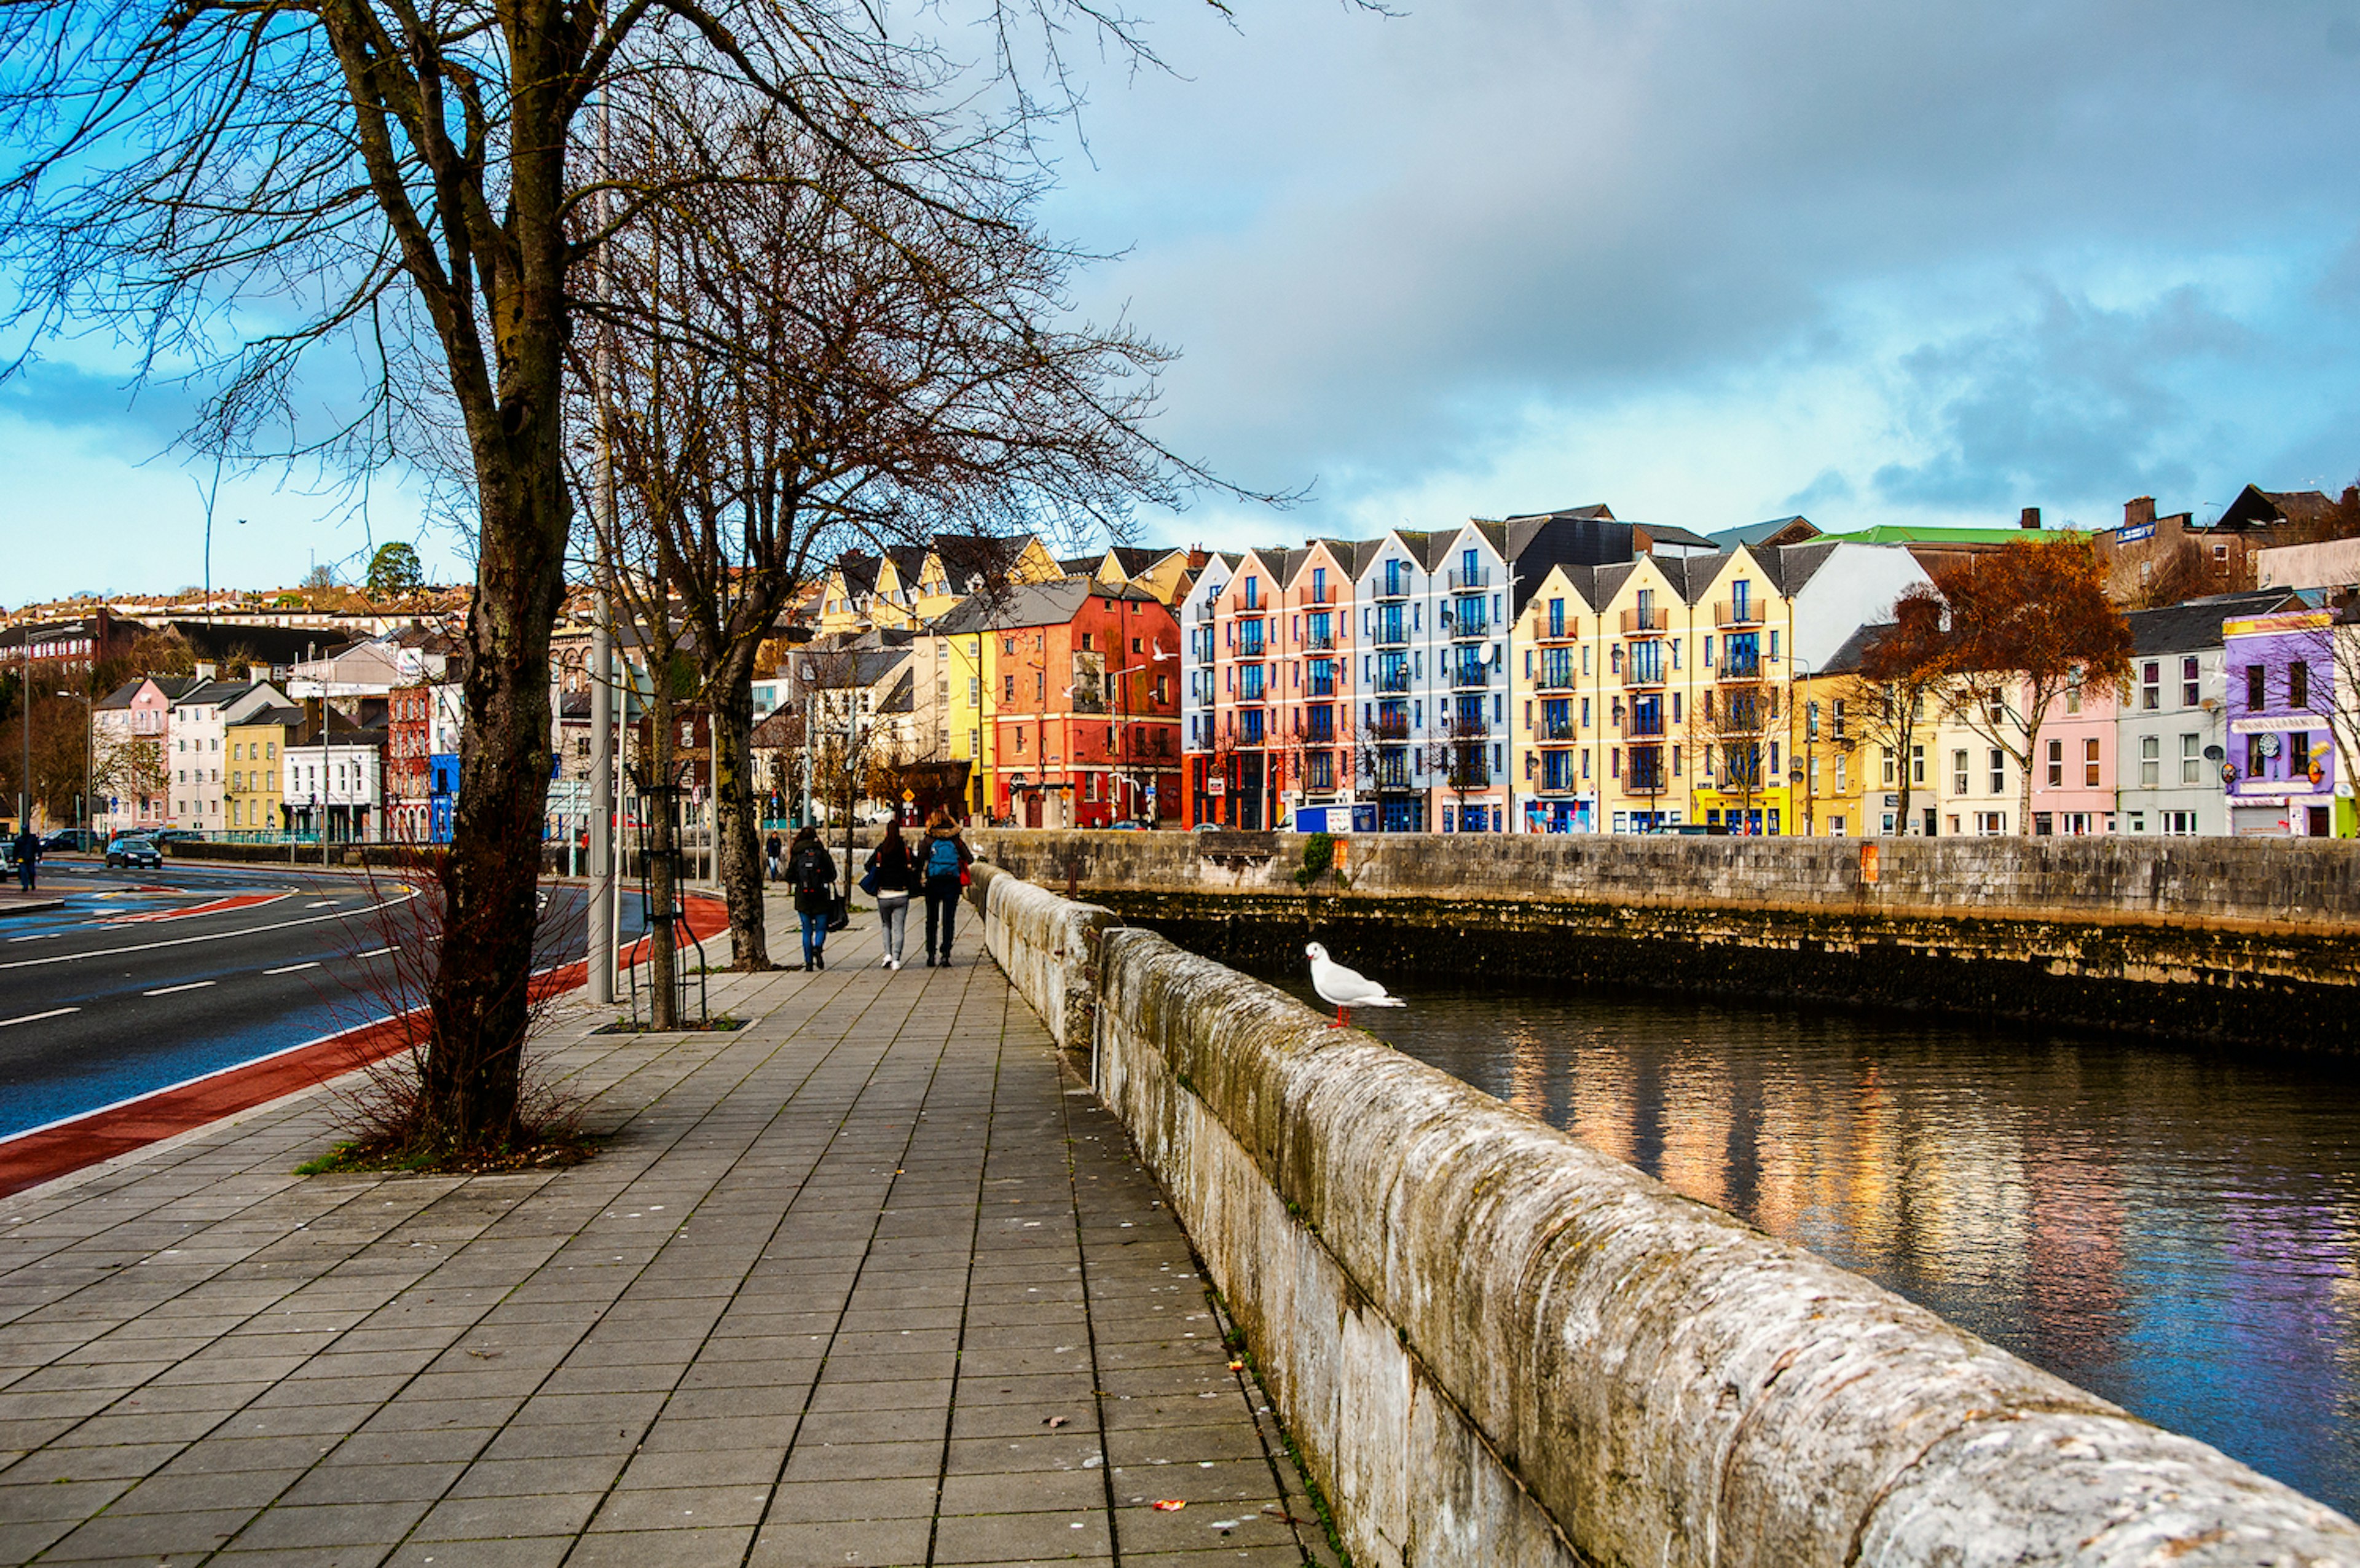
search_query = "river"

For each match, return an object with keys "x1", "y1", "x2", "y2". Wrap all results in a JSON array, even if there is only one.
[{"x1": 1270, "y1": 971, "x2": 2360, "y2": 1518}]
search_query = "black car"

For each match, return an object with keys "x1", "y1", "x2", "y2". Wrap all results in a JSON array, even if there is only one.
[
  {"x1": 41, "y1": 828, "x2": 101, "y2": 853},
  {"x1": 105, "y1": 836, "x2": 163, "y2": 869}
]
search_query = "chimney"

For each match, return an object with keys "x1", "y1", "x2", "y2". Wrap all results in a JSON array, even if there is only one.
[
  {"x1": 194, "y1": 661, "x2": 216, "y2": 681},
  {"x1": 2124, "y1": 496, "x2": 2157, "y2": 528},
  {"x1": 2019, "y1": 507, "x2": 2041, "y2": 530}
]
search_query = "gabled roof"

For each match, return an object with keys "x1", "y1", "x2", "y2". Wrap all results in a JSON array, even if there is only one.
[
  {"x1": 238, "y1": 704, "x2": 307, "y2": 729},
  {"x1": 2216, "y1": 484, "x2": 2338, "y2": 531},
  {"x1": 94, "y1": 678, "x2": 146, "y2": 711},
  {"x1": 1710, "y1": 516, "x2": 1821, "y2": 551},
  {"x1": 2125, "y1": 590, "x2": 2302, "y2": 656},
  {"x1": 1819, "y1": 622, "x2": 1883, "y2": 678},
  {"x1": 1632, "y1": 522, "x2": 1718, "y2": 552},
  {"x1": 1498, "y1": 503, "x2": 1616, "y2": 524},
  {"x1": 832, "y1": 554, "x2": 882, "y2": 595}
]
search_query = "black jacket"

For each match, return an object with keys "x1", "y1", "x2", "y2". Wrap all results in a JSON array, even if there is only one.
[
  {"x1": 787, "y1": 842, "x2": 836, "y2": 913},
  {"x1": 865, "y1": 837, "x2": 916, "y2": 896}
]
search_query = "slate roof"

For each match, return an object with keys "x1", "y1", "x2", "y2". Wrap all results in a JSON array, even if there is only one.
[
  {"x1": 1709, "y1": 516, "x2": 1821, "y2": 551},
  {"x1": 1819, "y1": 623, "x2": 1883, "y2": 678},
  {"x1": 2125, "y1": 590, "x2": 2302, "y2": 656}
]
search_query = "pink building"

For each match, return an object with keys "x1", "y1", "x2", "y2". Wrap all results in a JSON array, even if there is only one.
[
  {"x1": 2027, "y1": 675, "x2": 2118, "y2": 835},
  {"x1": 90, "y1": 674, "x2": 200, "y2": 838},
  {"x1": 1205, "y1": 543, "x2": 1356, "y2": 830}
]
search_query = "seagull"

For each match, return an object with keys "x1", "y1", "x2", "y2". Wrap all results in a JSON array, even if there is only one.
[{"x1": 1306, "y1": 943, "x2": 1405, "y2": 1030}]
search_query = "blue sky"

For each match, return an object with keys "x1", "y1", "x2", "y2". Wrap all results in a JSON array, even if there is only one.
[{"x1": 8, "y1": 0, "x2": 2360, "y2": 600}]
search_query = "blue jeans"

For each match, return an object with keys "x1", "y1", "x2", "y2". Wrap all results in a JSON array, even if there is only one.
[{"x1": 798, "y1": 909, "x2": 825, "y2": 965}]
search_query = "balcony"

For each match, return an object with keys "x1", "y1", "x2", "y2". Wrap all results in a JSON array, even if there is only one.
[
  {"x1": 1538, "y1": 620, "x2": 1578, "y2": 644},
  {"x1": 1621, "y1": 607, "x2": 1669, "y2": 634},
  {"x1": 1537, "y1": 668, "x2": 1577, "y2": 692},
  {"x1": 1715, "y1": 599, "x2": 1761, "y2": 629},
  {"x1": 1295, "y1": 585, "x2": 1339, "y2": 606},
  {"x1": 1372, "y1": 670, "x2": 1411, "y2": 695},
  {"x1": 1625, "y1": 714, "x2": 1665, "y2": 739},
  {"x1": 1372, "y1": 576, "x2": 1412, "y2": 601},
  {"x1": 1237, "y1": 624, "x2": 1267, "y2": 658},
  {"x1": 1540, "y1": 721, "x2": 1578, "y2": 742},
  {"x1": 1442, "y1": 611, "x2": 1488, "y2": 641},
  {"x1": 1373, "y1": 621, "x2": 1410, "y2": 649},
  {"x1": 1449, "y1": 664, "x2": 1491, "y2": 691},
  {"x1": 1192, "y1": 601, "x2": 1216, "y2": 622},
  {"x1": 1621, "y1": 662, "x2": 1666, "y2": 690},
  {"x1": 1371, "y1": 715, "x2": 1410, "y2": 740},
  {"x1": 1717, "y1": 657, "x2": 1762, "y2": 682},
  {"x1": 1302, "y1": 630, "x2": 1339, "y2": 651},
  {"x1": 1448, "y1": 566, "x2": 1491, "y2": 591}
]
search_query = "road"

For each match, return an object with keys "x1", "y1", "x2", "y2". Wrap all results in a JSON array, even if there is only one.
[{"x1": 0, "y1": 857, "x2": 650, "y2": 1140}]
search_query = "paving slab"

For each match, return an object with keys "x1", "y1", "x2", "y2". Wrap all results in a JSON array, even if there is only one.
[{"x1": 0, "y1": 896, "x2": 1337, "y2": 1567}]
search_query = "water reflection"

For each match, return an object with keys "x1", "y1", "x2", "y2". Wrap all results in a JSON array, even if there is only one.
[{"x1": 1273, "y1": 973, "x2": 2360, "y2": 1518}]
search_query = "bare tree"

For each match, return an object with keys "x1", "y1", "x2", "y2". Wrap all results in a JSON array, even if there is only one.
[
  {"x1": 1843, "y1": 593, "x2": 1953, "y2": 834},
  {"x1": 0, "y1": 0, "x2": 1325, "y2": 1148}
]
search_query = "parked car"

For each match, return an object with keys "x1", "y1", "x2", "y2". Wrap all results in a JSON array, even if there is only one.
[
  {"x1": 149, "y1": 828, "x2": 205, "y2": 845},
  {"x1": 105, "y1": 836, "x2": 163, "y2": 869},
  {"x1": 1105, "y1": 819, "x2": 1152, "y2": 831},
  {"x1": 41, "y1": 828, "x2": 101, "y2": 853}
]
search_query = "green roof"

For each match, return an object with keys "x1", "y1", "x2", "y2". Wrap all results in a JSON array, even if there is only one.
[{"x1": 1823, "y1": 524, "x2": 2093, "y2": 545}]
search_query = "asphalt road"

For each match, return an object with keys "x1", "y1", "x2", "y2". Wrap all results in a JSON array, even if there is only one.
[{"x1": 0, "y1": 857, "x2": 644, "y2": 1140}]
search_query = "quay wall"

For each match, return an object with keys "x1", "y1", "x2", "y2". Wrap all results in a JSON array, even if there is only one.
[
  {"x1": 964, "y1": 862, "x2": 2360, "y2": 1567},
  {"x1": 971, "y1": 829, "x2": 2360, "y2": 1049}
]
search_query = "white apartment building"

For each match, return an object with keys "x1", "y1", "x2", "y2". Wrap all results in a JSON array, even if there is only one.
[{"x1": 168, "y1": 678, "x2": 293, "y2": 831}]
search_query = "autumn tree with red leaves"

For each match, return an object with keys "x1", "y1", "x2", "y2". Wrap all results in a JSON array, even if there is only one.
[{"x1": 1925, "y1": 535, "x2": 2134, "y2": 836}]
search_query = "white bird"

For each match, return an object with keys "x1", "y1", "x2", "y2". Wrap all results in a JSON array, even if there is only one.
[{"x1": 1306, "y1": 942, "x2": 1406, "y2": 1029}]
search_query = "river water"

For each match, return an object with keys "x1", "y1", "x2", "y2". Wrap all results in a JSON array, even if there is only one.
[{"x1": 1272, "y1": 972, "x2": 2360, "y2": 1518}]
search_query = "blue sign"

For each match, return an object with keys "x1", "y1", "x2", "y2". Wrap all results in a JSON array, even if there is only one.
[{"x1": 2116, "y1": 522, "x2": 2156, "y2": 544}]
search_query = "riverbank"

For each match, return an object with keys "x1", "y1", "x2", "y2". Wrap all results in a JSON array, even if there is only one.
[{"x1": 974, "y1": 828, "x2": 2360, "y2": 1051}]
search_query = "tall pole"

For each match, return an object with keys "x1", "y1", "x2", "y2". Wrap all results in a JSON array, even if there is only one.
[
  {"x1": 585, "y1": 86, "x2": 617, "y2": 1005},
  {"x1": 20, "y1": 635, "x2": 30, "y2": 833}
]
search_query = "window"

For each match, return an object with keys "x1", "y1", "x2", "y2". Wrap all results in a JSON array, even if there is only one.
[
  {"x1": 1910, "y1": 745, "x2": 1925, "y2": 785},
  {"x1": 2290, "y1": 661, "x2": 2310, "y2": 709},
  {"x1": 1882, "y1": 748, "x2": 1896, "y2": 786},
  {"x1": 1004, "y1": 673, "x2": 1015, "y2": 702},
  {"x1": 1989, "y1": 749, "x2": 2006, "y2": 795},
  {"x1": 2247, "y1": 664, "x2": 2265, "y2": 711},
  {"x1": 2181, "y1": 732, "x2": 2200, "y2": 784},
  {"x1": 1835, "y1": 755, "x2": 1847, "y2": 793},
  {"x1": 1806, "y1": 700, "x2": 1820, "y2": 741},
  {"x1": 2084, "y1": 738, "x2": 2101, "y2": 787},
  {"x1": 1953, "y1": 748, "x2": 1969, "y2": 795},
  {"x1": 2246, "y1": 733, "x2": 2267, "y2": 777},
  {"x1": 1548, "y1": 598, "x2": 1565, "y2": 638},
  {"x1": 2046, "y1": 739, "x2": 2063, "y2": 787},
  {"x1": 1975, "y1": 811, "x2": 2005, "y2": 836},
  {"x1": 2139, "y1": 735, "x2": 2160, "y2": 787}
]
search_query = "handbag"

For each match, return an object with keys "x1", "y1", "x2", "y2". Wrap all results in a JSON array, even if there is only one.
[
  {"x1": 858, "y1": 860, "x2": 880, "y2": 898},
  {"x1": 958, "y1": 864, "x2": 970, "y2": 887},
  {"x1": 826, "y1": 892, "x2": 850, "y2": 932}
]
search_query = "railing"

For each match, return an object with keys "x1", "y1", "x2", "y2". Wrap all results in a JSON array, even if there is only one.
[
  {"x1": 1718, "y1": 657, "x2": 1762, "y2": 681},
  {"x1": 1373, "y1": 622, "x2": 1410, "y2": 648},
  {"x1": 1540, "y1": 722, "x2": 1578, "y2": 742},
  {"x1": 1192, "y1": 601, "x2": 1217, "y2": 622},
  {"x1": 1302, "y1": 630, "x2": 1339, "y2": 651},
  {"x1": 1448, "y1": 566, "x2": 1490, "y2": 590},
  {"x1": 1538, "y1": 619, "x2": 1578, "y2": 643},
  {"x1": 1626, "y1": 714, "x2": 1666, "y2": 739},
  {"x1": 1716, "y1": 599, "x2": 1761, "y2": 628},
  {"x1": 1538, "y1": 668, "x2": 1576, "y2": 692},
  {"x1": 1295, "y1": 586, "x2": 1339, "y2": 605},
  {"x1": 1450, "y1": 664, "x2": 1491, "y2": 691},
  {"x1": 1371, "y1": 716, "x2": 1410, "y2": 740},
  {"x1": 1621, "y1": 663, "x2": 1666, "y2": 689},
  {"x1": 1372, "y1": 670, "x2": 1410, "y2": 694},
  {"x1": 1621, "y1": 607, "x2": 1669, "y2": 633},
  {"x1": 1373, "y1": 576, "x2": 1412, "y2": 600},
  {"x1": 1443, "y1": 612, "x2": 1488, "y2": 640}
]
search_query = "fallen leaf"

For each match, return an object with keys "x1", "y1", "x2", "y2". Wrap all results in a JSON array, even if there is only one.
[
  {"x1": 1152, "y1": 1500, "x2": 1186, "y2": 1511},
  {"x1": 1226, "y1": 1360, "x2": 1244, "y2": 1371},
  {"x1": 1044, "y1": 1416, "x2": 1071, "y2": 1428}
]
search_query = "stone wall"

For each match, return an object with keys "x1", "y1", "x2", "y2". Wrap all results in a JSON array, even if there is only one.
[
  {"x1": 966, "y1": 863, "x2": 2360, "y2": 1568},
  {"x1": 972, "y1": 829, "x2": 2360, "y2": 1049}
]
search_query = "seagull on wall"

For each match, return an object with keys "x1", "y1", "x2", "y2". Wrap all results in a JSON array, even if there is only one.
[{"x1": 1306, "y1": 943, "x2": 1405, "y2": 1030}]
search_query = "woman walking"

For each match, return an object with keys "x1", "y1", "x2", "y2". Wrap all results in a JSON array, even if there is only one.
[
  {"x1": 864, "y1": 822, "x2": 916, "y2": 970},
  {"x1": 919, "y1": 809, "x2": 972, "y2": 967},
  {"x1": 787, "y1": 825, "x2": 836, "y2": 971}
]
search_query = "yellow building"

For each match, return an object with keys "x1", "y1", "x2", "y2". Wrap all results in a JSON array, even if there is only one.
[
  {"x1": 920, "y1": 596, "x2": 1000, "y2": 820},
  {"x1": 1589, "y1": 554, "x2": 1704, "y2": 832},
  {"x1": 1508, "y1": 564, "x2": 1602, "y2": 831},
  {"x1": 1683, "y1": 547, "x2": 1800, "y2": 835},
  {"x1": 1792, "y1": 666, "x2": 1869, "y2": 836},
  {"x1": 224, "y1": 704, "x2": 301, "y2": 835},
  {"x1": 1069, "y1": 546, "x2": 1195, "y2": 605},
  {"x1": 817, "y1": 534, "x2": 1064, "y2": 637}
]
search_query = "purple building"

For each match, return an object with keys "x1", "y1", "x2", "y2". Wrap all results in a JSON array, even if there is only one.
[{"x1": 2220, "y1": 608, "x2": 2346, "y2": 837}]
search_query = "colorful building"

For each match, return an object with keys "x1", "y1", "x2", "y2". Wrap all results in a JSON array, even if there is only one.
[
  {"x1": 984, "y1": 579, "x2": 1179, "y2": 828},
  {"x1": 225, "y1": 705, "x2": 301, "y2": 835},
  {"x1": 2222, "y1": 608, "x2": 2348, "y2": 836}
]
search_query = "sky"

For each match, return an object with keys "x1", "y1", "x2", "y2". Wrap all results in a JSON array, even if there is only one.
[{"x1": 8, "y1": 0, "x2": 2360, "y2": 600}]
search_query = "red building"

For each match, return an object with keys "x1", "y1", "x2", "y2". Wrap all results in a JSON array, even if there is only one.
[
  {"x1": 385, "y1": 683, "x2": 433, "y2": 843},
  {"x1": 990, "y1": 580, "x2": 1180, "y2": 828}
]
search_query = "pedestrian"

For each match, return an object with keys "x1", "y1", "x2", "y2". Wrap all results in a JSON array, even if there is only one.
[
  {"x1": 863, "y1": 822, "x2": 916, "y2": 971},
  {"x1": 12, "y1": 826, "x2": 39, "y2": 894},
  {"x1": 787, "y1": 825, "x2": 835, "y2": 971},
  {"x1": 919, "y1": 807, "x2": 972, "y2": 968},
  {"x1": 766, "y1": 831, "x2": 783, "y2": 884}
]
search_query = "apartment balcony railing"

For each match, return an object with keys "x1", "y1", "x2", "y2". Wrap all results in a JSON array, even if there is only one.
[
  {"x1": 1537, "y1": 668, "x2": 1577, "y2": 692},
  {"x1": 1625, "y1": 715, "x2": 1666, "y2": 739},
  {"x1": 1621, "y1": 607, "x2": 1669, "y2": 634},
  {"x1": 1450, "y1": 664, "x2": 1492, "y2": 691},
  {"x1": 1443, "y1": 612, "x2": 1488, "y2": 640},
  {"x1": 1718, "y1": 657, "x2": 1763, "y2": 682},
  {"x1": 1373, "y1": 622, "x2": 1410, "y2": 649},
  {"x1": 1540, "y1": 722, "x2": 1578, "y2": 742},
  {"x1": 1442, "y1": 719, "x2": 1489, "y2": 742},
  {"x1": 1302, "y1": 631, "x2": 1338, "y2": 651},
  {"x1": 1377, "y1": 768, "x2": 1414, "y2": 791},
  {"x1": 1372, "y1": 577, "x2": 1412, "y2": 601},
  {"x1": 1716, "y1": 600, "x2": 1762, "y2": 629},
  {"x1": 1447, "y1": 566, "x2": 1491, "y2": 591},
  {"x1": 1294, "y1": 586, "x2": 1339, "y2": 606},
  {"x1": 1371, "y1": 716, "x2": 1411, "y2": 740},
  {"x1": 1621, "y1": 664, "x2": 1666, "y2": 690},
  {"x1": 1538, "y1": 622, "x2": 1579, "y2": 644},
  {"x1": 1192, "y1": 602, "x2": 1216, "y2": 622},
  {"x1": 1372, "y1": 670, "x2": 1410, "y2": 694}
]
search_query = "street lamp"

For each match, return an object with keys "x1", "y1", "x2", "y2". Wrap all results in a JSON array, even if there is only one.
[{"x1": 57, "y1": 689, "x2": 92, "y2": 845}]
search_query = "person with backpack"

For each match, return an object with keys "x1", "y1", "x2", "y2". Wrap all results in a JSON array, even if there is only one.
[
  {"x1": 10, "y1": 826, "x2": 37, "y2": 894},
  {"x1": 919, "y1": 808, "x2": 972, "y2": 967},
  {"x1": 863, "y1": 822, "x2": 916, "y2": 970},
  {"x1": 787, "y1": 825, "x2": 836, "y2": 971}
]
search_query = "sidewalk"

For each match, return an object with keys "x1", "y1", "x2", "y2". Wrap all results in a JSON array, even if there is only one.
[{"x1": 0, "y1": 899, "x2": 1330, "y2": 1568}]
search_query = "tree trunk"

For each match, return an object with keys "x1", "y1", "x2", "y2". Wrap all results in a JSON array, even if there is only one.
[
  {"x1": 713, "y1": 664, "x2": 770, "y2": 970},
  {"x1": 422, "y1": 445, "x2": 566, "y2": 1148},
  {"x1": 646, "y1": 682, "x2": 679, "y2": 1029}
]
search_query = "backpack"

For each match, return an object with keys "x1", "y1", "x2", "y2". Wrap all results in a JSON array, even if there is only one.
[
  {"x1": 925, "y1": 835, "x2": 961, "y2": 878},
  {"x1": 794, "y1": 847, "x2": 832, "y2": 893}
]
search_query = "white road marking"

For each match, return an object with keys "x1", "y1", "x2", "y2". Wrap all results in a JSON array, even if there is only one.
[
  {"x1": 0, "y1": 1007, "x2": 78, "y2": 1028},
  {"x1": 352, "y1": 946, "x2": 398, "y2": 960},
  {"x1": 6, "y1": 933, "x2": 61, "y2": 943},
  {"x1": 264, "y1": 962, "x2": 321, "y2": 975},
  {"x1": 144, "y1": 981, "x2": 218, "y2": 997},
  {"x1": 0, "y1": 893, "x2": 417, "y2": 973}
]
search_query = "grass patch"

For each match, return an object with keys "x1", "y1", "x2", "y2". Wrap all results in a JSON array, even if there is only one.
[
  {"x1": 591, "y1": 1014, "x2": 747, "y2": 1035},
  {"x1": 296, "y1": 1131, "x2": 602, "y2": 1177}
]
